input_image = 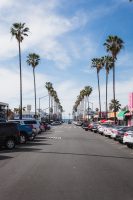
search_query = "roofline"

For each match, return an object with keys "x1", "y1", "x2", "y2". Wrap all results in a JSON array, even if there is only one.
[{"x1": 0, "y1": 102, "x2": 9, "y2": 106}]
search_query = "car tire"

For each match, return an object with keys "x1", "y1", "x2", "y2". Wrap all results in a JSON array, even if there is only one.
[
  {"x1": 5, "y1": 138, "x2": 15, "y2": 150},
  {"x1": 127, "y1": 143, "x2": 133, "y2": 148}
]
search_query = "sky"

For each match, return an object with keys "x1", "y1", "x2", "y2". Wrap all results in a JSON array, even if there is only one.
[{"x1": 0, "y1": 0, "x2": 133, "y2": 118}]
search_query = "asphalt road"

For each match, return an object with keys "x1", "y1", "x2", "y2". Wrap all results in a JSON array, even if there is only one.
[{"x1": 0, "y1": 123, "x2": 133, "y2": 200}]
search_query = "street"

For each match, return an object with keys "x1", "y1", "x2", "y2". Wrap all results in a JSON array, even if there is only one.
[{"x1": 0, "y1": 124, "x2": 133, "y2": 200}]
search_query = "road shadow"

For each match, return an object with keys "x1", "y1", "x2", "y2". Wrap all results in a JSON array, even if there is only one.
[
  {"x1": 0, "y1": 147, "x2": 42, "y2": 153},
  {"x1": 0, "y1": 155, "x2": 13, "y2": 160},
  {"x1": 0, "y1": 142, "x2": 51, "y2": 153},
  {"x1": 39, "y1": 151, "x2": 133, "y2": 160},
  {"x1": 22, "y1": 142, "x2": 52, "y2": 147}
]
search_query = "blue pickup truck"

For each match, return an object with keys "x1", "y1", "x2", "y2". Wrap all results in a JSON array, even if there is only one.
[
  {"x1": 19, "y1": 124, "x2": 35, "y2": 143},
  {"x1": 8, "y1": 121, "x2": 35, "y2": 143}
]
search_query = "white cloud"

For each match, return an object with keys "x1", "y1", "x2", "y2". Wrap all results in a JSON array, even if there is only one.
[
  {"x1": 0, "y1": 0, "x2": 90, "y2": 69},
  {"x1": 0, "y1": 66, "x2": 52, "y2": 109},
  {"x1": 117, "y1": 52, "x2": 133, "y2": 68},
  {"x1": 0, "y1": 0, "x2": 14, "y2": 9},
  {"x1": 91, "y1": 78, "x2": 133, "y2": 111}
]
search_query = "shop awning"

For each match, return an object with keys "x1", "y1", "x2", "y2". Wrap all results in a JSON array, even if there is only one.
[
  {"x1": 125, "y1": 112, "x2": 132, "y2": 116},
  {"x1": 117, "y1": 111, "x2": 128, "y2": 120}
]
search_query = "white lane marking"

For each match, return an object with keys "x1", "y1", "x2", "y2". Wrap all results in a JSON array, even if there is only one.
[{"x1": 48, "y1": 136, "x2": 61, "y2": 140}]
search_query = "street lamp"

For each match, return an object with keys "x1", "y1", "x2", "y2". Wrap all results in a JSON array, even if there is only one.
[
  {"x1": 89, "y1": 102, "x2": 93, "y2": 111},
  {"x1": 39, "y1": 95, "x2": 48, "y2": 115}
]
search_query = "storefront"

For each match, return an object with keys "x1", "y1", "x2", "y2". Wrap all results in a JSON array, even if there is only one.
[
  {"x1": 108, "y1": 112, "x2": 118, "y2": 120},
  {"x1": 117, "y1": 110, "x2": 129, "y2": 125},
  {"x1": 124, "y1": 112, "x2": 132, "y2": 126}
]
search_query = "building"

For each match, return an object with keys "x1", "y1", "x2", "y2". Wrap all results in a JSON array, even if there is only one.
[
  {"x1": 0, "y1": 102, "x2": 9, "y2": 120},
  {"x1": 127, "y1": 92, "x2": 133, "y2": 126}
]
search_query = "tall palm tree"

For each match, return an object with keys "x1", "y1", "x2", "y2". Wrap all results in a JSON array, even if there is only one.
[
  {"x1": 27, "y1": 53, "x2": 40, "y2": 118},
  {"x1": 109, "y1": 99, "x2": 121, "y2": 113},
  {"x1": 45, "y1": 82, "x2": 53, "y2": 122},
  {"x1": 91, "y1": 57, "x2": 104, "y2": 119},
  {"x1": 50, "y1": 88, "x2": 55, "y2": 119},
  {"x1": 104, "y1": 35, "x2": 124, "y2": 123},
  {"x1": 11, "y1": 23, "x2": 29, "y2": 120},
  {"x1": 103, "y1": 56, "x2": 114, "y2": 119},
  {"x1": 84, "y1": 86, "x2": 93, "y2": 115}
]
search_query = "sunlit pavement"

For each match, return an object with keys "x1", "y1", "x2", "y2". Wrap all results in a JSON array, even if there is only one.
[{"x1": 0, "y1": 124, "x2": 133, "y2": 200}]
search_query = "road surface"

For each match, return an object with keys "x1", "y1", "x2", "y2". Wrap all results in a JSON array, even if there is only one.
[{"x1": 0, "y1": 124, "x2": 133, "y2": 200}]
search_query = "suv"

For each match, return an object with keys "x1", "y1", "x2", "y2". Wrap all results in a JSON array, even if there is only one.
[{"x1": 0, "y1": 122, "x2": 20, "y2": 149}]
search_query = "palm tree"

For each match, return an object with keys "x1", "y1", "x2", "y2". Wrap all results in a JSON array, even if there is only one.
[
  {"x1": 45, "y1": 82, "x2": 53, "y2": 122},
  {"x1": 109, "y1": 99, "x2": 121, "y2": 113},
  {"x1": 104, "y1": 35, "x2": 124, "y2": 123},
  {"x1": 10, "y1": 23, "x2": 29, "y2": 120},
  {"x1": 50, "y1": 88, "x2": 55, "y2": 119},
  {"x1": 27, "y1": 53, "x2": 40, "y2": 118},
  {"x1": 84, "y1": 86, "x2": 93, "y2": 115},
  {"x1": 80, "y1": 90, "x2": 86, "y2": 119},
  {"x1": 103, "y1": 56, "x2": 114, "y2": 119},
  {"x1": 91, "y1": 57, "x2": 104, "y2": 119}
]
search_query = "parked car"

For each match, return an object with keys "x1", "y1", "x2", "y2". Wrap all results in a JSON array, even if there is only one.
[
  {"x1": 8, "y1": 119, "x2": 41, "y2": 134},
  {"x1": 68, "y1": 120, "x2": 72, "y2": 124},
  {"x1": 76, "y1": 121, "x2": 83, "y2": 126},
  {"x1": 110, "y1": 126, "x2": 125, "y2": 139},
  {"x1": 51, "y1": 121, "x2": 61, "y2": 126},
  {"x1": 8, "y1": 120, "x2": 36, "y2": 143},
  {"x1": 88, "y1": 123, "x2": 94, "y2": 131},
  {"x1": 82, "y1": 121, "x2": 89, "y2": 130},
  {"x1": 103, "y1": 125, "x2": 114, "y2": 137},
  {"x1": 116, "y1": 126, "x2": 133, "y2": 143},
  {"x1": 123, "y1": 130, "x2": 133, "y2": 148},
  {"x1": 91, "y1": 123, "x2": 99, "y2": 133},
  {"x1": 39, "y1": 122, "x2": 46, "y2": 132},
  {"x1": 0, "y1": 122, "x2": 20, "y2": 149},
  {"x1": 97, "y1": 123, "x2": 110, "y2": 135}
]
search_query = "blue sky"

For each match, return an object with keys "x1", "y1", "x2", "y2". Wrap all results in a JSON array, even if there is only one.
[{"x1": 0, "y1": 0, "x2": 133, "y2": 117}]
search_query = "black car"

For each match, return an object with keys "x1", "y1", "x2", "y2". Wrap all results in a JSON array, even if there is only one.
[{"x1": 0, "y1": 122, "x2": 20, "y2": 149}]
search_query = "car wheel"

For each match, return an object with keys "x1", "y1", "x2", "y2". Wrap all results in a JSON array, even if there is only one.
[
  {"x1": 20, "y1": 135, "x2": 27, "y2": 144},
  {"x1": 5, "y1": 138, "x2": 15, "y2": 150},
  {"x1": 127, "y1": 143, "x2": 133, "y2": 148}
]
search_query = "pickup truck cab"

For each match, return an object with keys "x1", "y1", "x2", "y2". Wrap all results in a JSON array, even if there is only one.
[{"x1": 8, "y1": 120, "x2": 36, "y2": 143}]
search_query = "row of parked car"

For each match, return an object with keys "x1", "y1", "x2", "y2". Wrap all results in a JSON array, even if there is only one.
[
  {"x1": 0, "y1": 119, "x2": 51, "y2": 150},
  {"x1": 81, "y1": 121, "x2": 133, "y2": 149}
]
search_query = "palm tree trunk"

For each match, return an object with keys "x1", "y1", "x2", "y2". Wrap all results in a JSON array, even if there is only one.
[
  {"x1": 33, "y1": 68, "x2": 37, "y2": 118},
  {"x1": 87, "y1": 95, "x2": 89, "y2": 119},
  {"x1": 18, "y1": 41, "x2": 22, "y2": 120},
  {"x1": 51, "y1": 96, "x2": 53, "y2": 119},
  {"x1": 97, "y1": 72, "x2": 101, "y2": 119},
  {"x1": 113, "y1": 62, "x2": 116, "y2": 124},
  {"x1": 106, "y1": 71, "x2": 108, "y2": 120},
  {"x1": 49, "y1": 92, "x2": 51, "y2": 122}
]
